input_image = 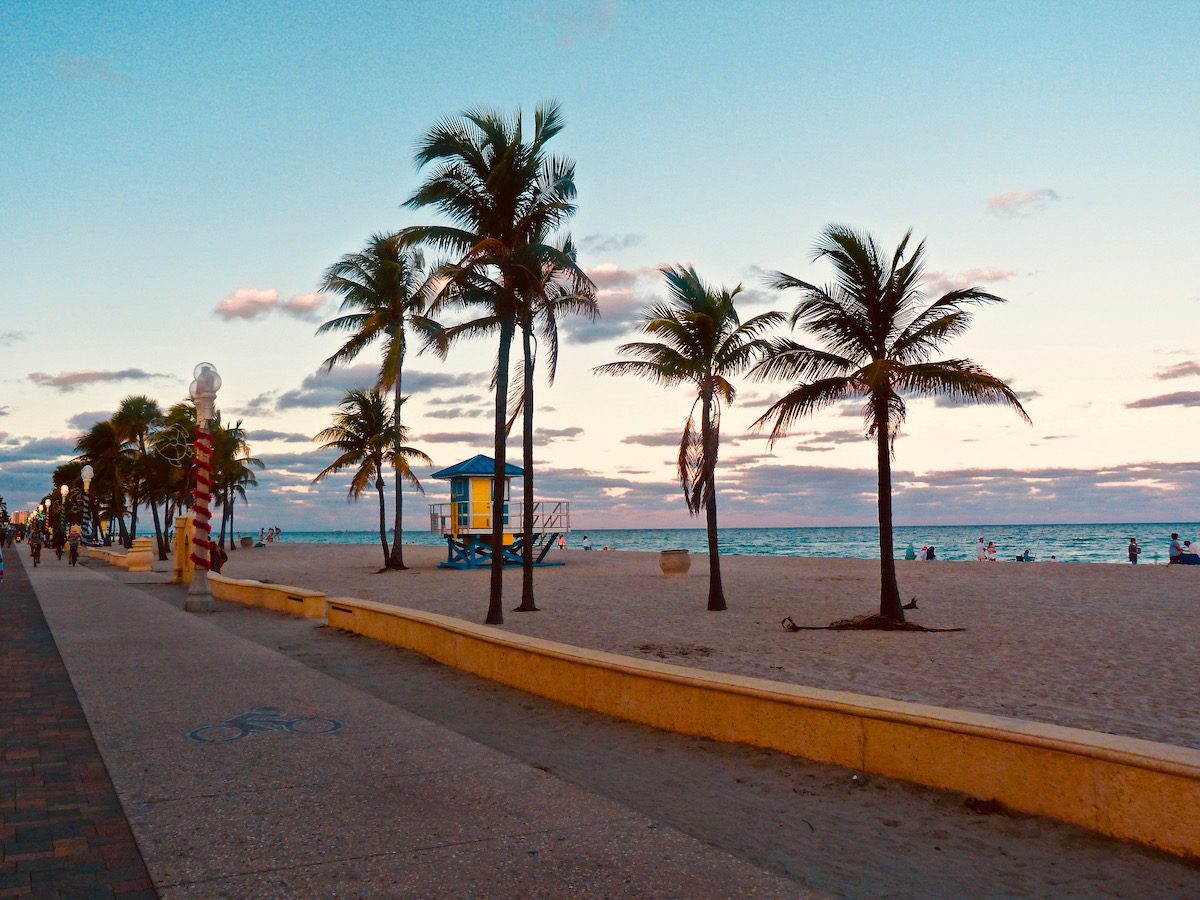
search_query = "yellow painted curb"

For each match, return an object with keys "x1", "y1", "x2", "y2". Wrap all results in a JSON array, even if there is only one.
[
  {"x1": 325, "y1": 596, "x2": 1200, "y2": 859},
  {"x1": 209, "y1": 572, "x2": 326, "y2": 619}
]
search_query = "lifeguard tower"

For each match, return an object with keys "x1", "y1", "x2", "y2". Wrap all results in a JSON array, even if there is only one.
[{"x1": 428, "y1": 454, "x2": 570, "y2": 569}]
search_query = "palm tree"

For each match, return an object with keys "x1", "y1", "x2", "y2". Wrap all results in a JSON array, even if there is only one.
[
  {"x1": 312, "y1": 390, "x2": 431, "y2": 568},
  {"x1": 209, "y1": 417, "x2": 261, "y2": 553},
  {"x1": 752, "y1": 225, "x2": 1030, "y2": 624},
  {"x1": 75, "y1": 420, "x2": 131, "y2": 546},
  {"x1": 596, "y1": 266, "x2": 784, "y2": 611},
  {"x1": 403, "y1": 102, "x2": 579, "y2": 625},
  {"x1": 112, "y1": 396, "x2": 163, "y2": 549},
  {"x1": 510, "y1": 237, "x2": 597, "y2": 611},
  {"x1": 317, "y1": 234, "x2": 439, "y2": 570}
]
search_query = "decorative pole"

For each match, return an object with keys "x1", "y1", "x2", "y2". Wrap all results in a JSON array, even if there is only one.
[
  {"x1": 80, "y1": 465, "x2": 94, "y2": 542},
  {"x1": 185, "y1": 362, "x2": 221, "y2": 612},
  {"x1": 59, "y1": 484, "x2": 68, "y2": 552}
]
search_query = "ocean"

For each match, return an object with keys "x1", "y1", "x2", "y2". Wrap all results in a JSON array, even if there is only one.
[{"x1": 264, "y1": 522, "x2": 1200, "y2": 565}]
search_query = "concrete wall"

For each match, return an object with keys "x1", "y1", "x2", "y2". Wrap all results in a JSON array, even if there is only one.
[{"x1": 208, "y1": 572, "x2": 326, "y2": 619}]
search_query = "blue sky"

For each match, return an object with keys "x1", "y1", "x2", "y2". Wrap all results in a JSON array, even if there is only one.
[{"x1": 2, "y1": 0, "x2": 1198, "y2": 530}]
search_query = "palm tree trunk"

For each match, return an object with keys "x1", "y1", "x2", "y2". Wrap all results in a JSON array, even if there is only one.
[
  {"x1": 875, "y1": 410, "x2": 905, "y2": 622},
  {"x1": 515, "y1": 326, "x2": 538, "y2": 612},
  {"x1": 375, "y1": 463, "x2": 389, "y2": 568},
  {"x1": 487, "y1": 318, "x2": 515, "y2": 626},
  {"x1": 216, "y1": 488, "x2": 228, "y2": 554},
  {"x1": 151, "y1": 499, "x2": 167, "y2": 560},
  {"x1": 127, "y1": 482, "x2": 139, "y2": 548},
  {"x1": 228, "y1": 494, "x2": 236, "y2": 553},
  {"x1": 701, "y1": 391, "x2": 726, "y2": 611},
  {"x1": 388, "y1": 373, "x2": 407, "y2": 569}
]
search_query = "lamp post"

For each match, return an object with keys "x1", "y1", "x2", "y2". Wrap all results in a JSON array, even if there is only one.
[
  {"x1": 185, "y1": 362, "x2": 221, "y2": 612},
  {"x1": 58, "y1": 485, "x2": 67, "y2": 558},
  {"x1": 80, "y1": 464, "x2": 94, "y2": 542}
]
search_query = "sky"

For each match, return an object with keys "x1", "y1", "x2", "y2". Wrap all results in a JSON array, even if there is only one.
[{"x1": 2, "y1": 0, "x2": 1199, "y2": 532}]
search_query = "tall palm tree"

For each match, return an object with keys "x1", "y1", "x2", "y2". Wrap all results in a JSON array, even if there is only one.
[
  {"x1": 752, "y1": 225, "x2": 1030, "y2": 623},
  {"x1": 317, "y1": 234, "x2": 439, "y2": 570},
  {"x1": 403, "y1": 102, "x2": 579, "y2": 625},
  {"x1": 510, "y1": 238, "x2": 597, "y2": 611},
  {"x1": 312, "y1": 390, "x2": 431, "y2": 568},
  {"x1": 596, "y1": 266, "x2": 783, "y2": 611},
  {"x1": 112, "y1": 396, "x2": 163, "y2": 549}
]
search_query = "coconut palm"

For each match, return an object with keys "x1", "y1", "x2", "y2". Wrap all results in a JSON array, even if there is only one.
[
  {"x1": 209, "y1": 417, "x2": 262, "y2": 553},
  {"x1": 596, "y1": 266, "x2": 784, "y2": 611},
  {"x1": 752, "y1": 225, "x2": 1030, "y2": 624},
  {"x1": 317, "y1": 234, "x2": 440, "y2": 570},
  {"x1": 112, "y1": 396, "x2": 163, "y2": 549},
  {"x1": 403, "y1": 101, "x2": 580, "y2": 624},
  {"x1": 509, "y1": 238, "x2": 597, "y2": 611},
  {"x1": 312, "y1": 390, "x2": 431, "y2": 568},
  {"x1": 75, "y1": 419, "x2": 131, "y2": 546}
]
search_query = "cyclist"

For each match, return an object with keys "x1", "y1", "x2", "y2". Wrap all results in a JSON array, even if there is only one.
[{"x1": 28, "y1": 527, "x2": 43, "y2": 566}]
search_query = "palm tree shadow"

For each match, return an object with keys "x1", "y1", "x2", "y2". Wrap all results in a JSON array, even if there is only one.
[{"x1": 781, "y1": 614, "x2": 965, "y2": 633}]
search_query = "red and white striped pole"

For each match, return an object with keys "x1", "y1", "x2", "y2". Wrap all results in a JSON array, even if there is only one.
[{"x1": 185, "y1": 363, "x2": 221, "y2": 612}]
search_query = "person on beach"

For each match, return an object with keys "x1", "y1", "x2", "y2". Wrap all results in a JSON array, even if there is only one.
[
  {"x1": 1128, "y1": 537, "x2": 1140, "y2": 564},
  {"x1": 986, "y1": 541, "x2": 997, "y2": 562},
  {"x1": 582, "y1": 535, "x2": 592, "y2": 551},
  {"x1": 919, "y1": 544, "x2": 929, "y2": 561},
  {"x1": 558, "y1": 535, "x2": 565, "y2": 551},
  {"x1": 1022, "y1": 548, "x2": 1033, "y2": 561},
  {"x1": 1169, "y1": 533, "x2": 1182, "y2": 564},
  {"x1": 976, "y1": 537, "x2": 986, "y2": 561}
]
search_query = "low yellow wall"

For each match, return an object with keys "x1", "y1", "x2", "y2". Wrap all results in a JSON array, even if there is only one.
[
  {"x1": 85, "y1": 546, "x2": 129, "y2": 569},
  {"x1": 208, "y1": 572, "x2": 326, "y2": 619},
  {"x1": 325, "y1": 596, "x2": 1200, "y2": 859}
]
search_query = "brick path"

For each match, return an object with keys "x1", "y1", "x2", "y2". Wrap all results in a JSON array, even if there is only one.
[{"x1": 0, "y1": 548, "x2": 155, "y2": 898}]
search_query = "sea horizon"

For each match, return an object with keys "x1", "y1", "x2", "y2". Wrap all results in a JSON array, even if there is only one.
[{"x1": 250, "y1": 521, "x2": 1200, "y2": 566}]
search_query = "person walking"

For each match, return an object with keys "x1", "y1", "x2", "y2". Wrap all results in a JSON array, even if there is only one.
[
  {"x1": 1128, "y1": 537, "x2": 1141, "y2": 564},
  {"x1": 581, "y1": 535, "x2": 592, "y2": 551},
  {"x1": 976, "y1": 537, "x2": 986, "y2": 561}
]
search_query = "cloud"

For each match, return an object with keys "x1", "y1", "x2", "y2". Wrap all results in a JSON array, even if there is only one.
[
  {"x1": 28, "y1": 368, "x2": 173, "y2": 392},
  {"x1": 0, "y1": 331, "x2": 24, "y2": 346},
  {"x1": 227, "y1": 392, "x2": 279, "y2": 417},
  {"x1": 214, "y1": 287, "x2": 328, "y2": 321},
  {"x1": 536, "y1": 426, "x2": 583, "y2": 441},
  {"x1": 532, "y1": 0, "x2": 619, "y2": 46},
  {"x1": 622, "y1": 431, "x2": 683, "y2": 448},
  {"x1": 427, "y1": 393, "x2": 484, "y2": 406},
  {"x1": 1154, "y1": 361, "x2": 1200, "y2": 380},
  {"x1": 1125, "y1": 391, "x2": 1200, "y2": 409},
  {"x1": 986, "y1": 188, "x2": 1063, "y2": 217},
  {"x1": 424, "y1": 407, "x2": 485, "y2": 420},
  {"x1": 579, "y1": 233, "x2": 645, "y2": 255},
  {"x1": 0, "y1": 436, "x2": 79, "y2": 463},
  {"x1": 54, "y1": 55, "x2": 134, "y2": 85},
  {"x1": 922, "y1": 267, "x2": 1017, "y2": 295},
  {"x1": 65, "y1": 410, "x2": 114, "y2": 431},
  {"x1": 561, "y1": 264, "x2": 662, "y2": 345},
  {"x1": 416, "y1": 431, "x2": 494, "y2": 445},
  {"x1": 275, "y1": 366, "x2": 488, "y2": 411},
  {"x1": 249, "y1": 430, "x2": 312, "y2": 442}
]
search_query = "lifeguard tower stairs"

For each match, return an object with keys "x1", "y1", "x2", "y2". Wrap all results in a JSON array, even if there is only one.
[{"x1": 428, "y1": 454, "x2": 570, "y2": 570}]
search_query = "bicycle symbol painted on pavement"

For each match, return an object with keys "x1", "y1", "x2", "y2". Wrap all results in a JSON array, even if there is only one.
[{"x1": 185, "y1": 706, "x2": 344, "y2": 743}]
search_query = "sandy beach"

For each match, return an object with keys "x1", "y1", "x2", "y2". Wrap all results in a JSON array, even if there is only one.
[{"x1": 219, "y1": 543, "x2": 1200, "y2": 750}]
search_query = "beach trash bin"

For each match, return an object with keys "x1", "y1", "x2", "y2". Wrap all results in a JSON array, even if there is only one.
[{"x1": 659, "y1": 549, "x2": 691, "y2": 575}]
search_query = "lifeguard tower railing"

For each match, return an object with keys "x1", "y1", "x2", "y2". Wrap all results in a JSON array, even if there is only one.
[{"x1": 428, "y1": 499, "x2": 570, "y2": 536}]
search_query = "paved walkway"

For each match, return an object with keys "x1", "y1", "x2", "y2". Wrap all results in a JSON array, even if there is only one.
[
  {"x1": 1, "y1": 549, "x2": 155, "y2": 898},
  {"x1": 15, "y1": 555, "x2": 803, "y2": 898}
]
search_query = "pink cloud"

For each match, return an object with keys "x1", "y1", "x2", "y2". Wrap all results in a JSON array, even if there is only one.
[
  {"x1": 922, "y1": 267, "x2": 1016, "y2": 295},
  {"x1": 214, "y1": 288, "x2": 327, "y2": 321},
  {"x1": 986, "y1": 188, "x2": 1062, "y2": 217}
]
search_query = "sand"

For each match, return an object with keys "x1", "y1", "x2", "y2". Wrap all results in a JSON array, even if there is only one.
[{"x1": 219, "y1": 542, "x2": 1200, "y2": 750}]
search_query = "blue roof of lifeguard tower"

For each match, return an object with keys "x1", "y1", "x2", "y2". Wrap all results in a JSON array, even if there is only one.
[{"x1": 431, "y1": 454, "x2": 523, "y2": 480}]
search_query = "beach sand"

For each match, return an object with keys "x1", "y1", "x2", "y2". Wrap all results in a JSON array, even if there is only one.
[{"x1": 220, "y1": 542, "x2": 1200, "y2": 750}]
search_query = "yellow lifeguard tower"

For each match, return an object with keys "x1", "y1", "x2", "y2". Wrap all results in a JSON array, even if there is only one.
[{"x1": 428, "y1": 454, "x2": 570, "y2": 569}]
